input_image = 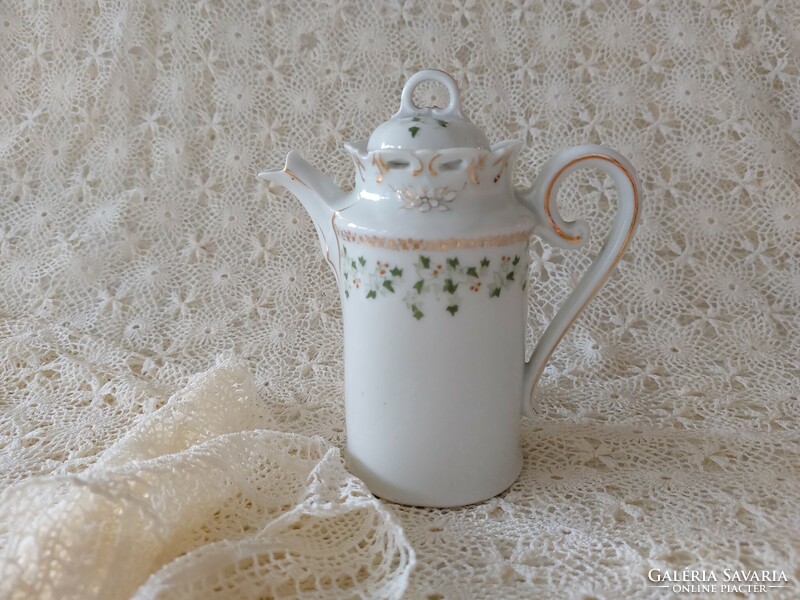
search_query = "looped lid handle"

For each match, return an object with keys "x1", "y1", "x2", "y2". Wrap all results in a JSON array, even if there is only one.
[
  {"x1": 366, "y1": 69, "x2": 489, "y2": 151},
  {"x1": 394, "y1": 70, "x2": 463, "y2": 119}
]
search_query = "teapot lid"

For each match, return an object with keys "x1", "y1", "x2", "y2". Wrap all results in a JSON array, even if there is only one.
[{"x1": 367, "y1": 70, "x2": 491, "y2": 152}]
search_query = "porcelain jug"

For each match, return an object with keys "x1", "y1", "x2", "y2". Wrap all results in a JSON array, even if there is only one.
[{"x1": 258, "y1": 70, "x2": 640, "y2": 507}]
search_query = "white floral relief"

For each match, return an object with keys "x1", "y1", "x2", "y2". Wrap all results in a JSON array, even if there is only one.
[{"x1": 396, "y1": 186, "x2": 458, "y2": 212}]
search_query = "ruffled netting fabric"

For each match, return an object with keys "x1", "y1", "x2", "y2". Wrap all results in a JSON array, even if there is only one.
[
  {"x1": 0, "y1": 0, "x2": 798, "y2": 598},
  {"x1": 0, "y1": 361, "x2": 414, "y2": 599}
]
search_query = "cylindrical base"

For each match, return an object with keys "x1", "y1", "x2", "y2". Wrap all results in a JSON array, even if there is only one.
[
  {"x1": 345, "y1": 446, "x2": 522, "y2": 508},
  {"x1": 340, "y1": 243, "x2": 529, "y2": 508}
]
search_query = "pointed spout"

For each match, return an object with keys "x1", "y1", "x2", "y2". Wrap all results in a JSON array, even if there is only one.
[{"x1": 258, "y1": 151, "x2": 350, "y2": 278}]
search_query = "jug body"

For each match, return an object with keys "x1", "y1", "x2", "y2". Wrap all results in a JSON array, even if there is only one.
[
  {"x1": 338, "y1": 232, "x2": 532, "y2": 507},
  {"x1": 258, "y1": 70, "x2": 641, "y2": 508}
]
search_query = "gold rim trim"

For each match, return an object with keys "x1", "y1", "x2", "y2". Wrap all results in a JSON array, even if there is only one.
[
  {"x1": 334, "y1": 228, "x2": 533, "y2": 251},
  {"x1": 543, "y1": 153, "x2": 637, "y2": 243}
]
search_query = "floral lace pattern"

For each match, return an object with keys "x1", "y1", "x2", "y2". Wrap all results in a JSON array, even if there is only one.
[{"x1": 0, "y1": 0, "x2": 799, "y2": 598}]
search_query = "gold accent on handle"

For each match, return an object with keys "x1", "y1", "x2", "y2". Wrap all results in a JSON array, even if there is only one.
[
  {"x1": 543, "y1": 153, "x2": 637, "y2": 243},
  {"x1": 527, "y1": 152, "x2": 639, "y2": 412}
]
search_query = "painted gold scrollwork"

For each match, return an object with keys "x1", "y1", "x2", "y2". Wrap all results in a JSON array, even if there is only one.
[
  {"x1": 411, "y1": 154, "x2": 424, "y2": 176},
  {"x1": 371, "y1": 153, "x2": 389, "y2": 183},
  {"x1": 467, "y1": 155, "x2": 485, "y2": 185},
  {"x1": 428, "y1": 153, "x2": 442, "y2": 176}
]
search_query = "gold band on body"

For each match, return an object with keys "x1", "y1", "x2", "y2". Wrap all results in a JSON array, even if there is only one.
[{"x1": 335, "y1": 228, "x2": 533, "y2": 251}]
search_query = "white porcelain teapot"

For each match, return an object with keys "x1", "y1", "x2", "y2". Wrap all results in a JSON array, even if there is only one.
[{"x1": 258, "y1": 70, "x2": 640, "y2": 507}]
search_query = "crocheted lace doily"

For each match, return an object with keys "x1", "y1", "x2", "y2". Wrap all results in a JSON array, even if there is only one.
[{"x1": 0, "y1": 0, "x2": 798, "y2": 598}]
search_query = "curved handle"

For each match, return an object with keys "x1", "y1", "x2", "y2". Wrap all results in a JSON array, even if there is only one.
[
  {"x1": 518, "y1": 144, "x2": 641, "y2": 417},
  {"x1": 394, "y1": 69, "x2": 463, "y2": 119}
]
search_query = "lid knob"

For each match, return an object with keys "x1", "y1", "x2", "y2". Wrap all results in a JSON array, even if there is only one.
[
  {"x1": 367, "y1": 70, "x2": 491, "y2": 152},
  {"x1": 395, "y1": 69, "x2": 463, "y2": 119}
]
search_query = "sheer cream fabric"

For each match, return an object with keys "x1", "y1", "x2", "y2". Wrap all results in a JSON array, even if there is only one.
[{"x1": 0, "y1": 0, "x2": 798, "y2": 598}]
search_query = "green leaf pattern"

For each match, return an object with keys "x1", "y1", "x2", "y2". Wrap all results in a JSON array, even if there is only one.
[
  {"x1": 407, "y1": 114, "x2": 449, "y2": 139},
  {"x1": 489, "y1": 255, "x2": 521, "y2": 298},
  {"x1": 342, "y1": 245, "x2": 403, "y2": 301},
  {"x1": 342, "y1": 244, "x2": 528, "y2": 319}
]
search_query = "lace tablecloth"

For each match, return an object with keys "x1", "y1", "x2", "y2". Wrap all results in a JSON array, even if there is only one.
[{"x1": 1, "y1": 1, "x2": 798, "y2": 598}]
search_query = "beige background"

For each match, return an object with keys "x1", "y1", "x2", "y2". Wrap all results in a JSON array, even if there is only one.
[{"x1": 0, "y1": 0, "x2": 798, "y2": 597}]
